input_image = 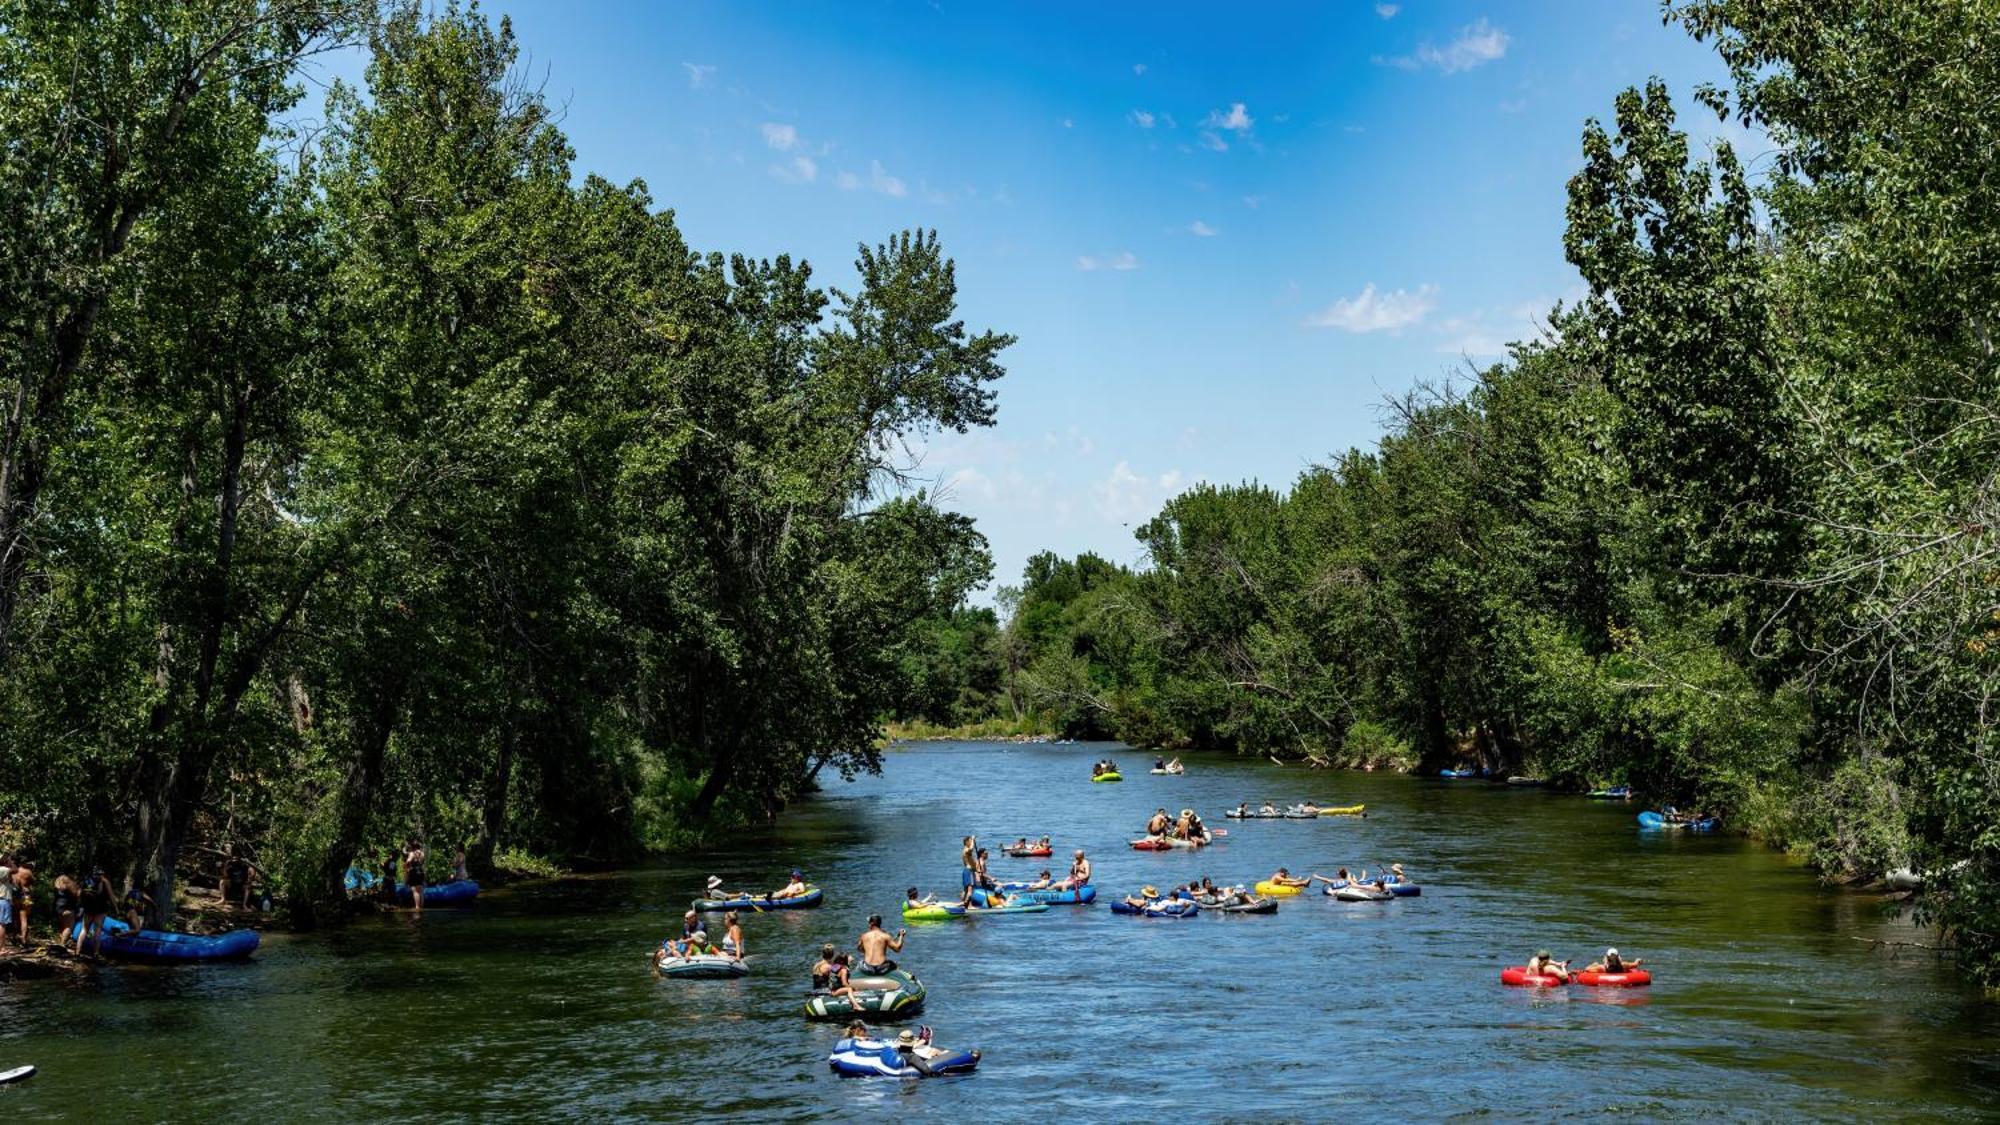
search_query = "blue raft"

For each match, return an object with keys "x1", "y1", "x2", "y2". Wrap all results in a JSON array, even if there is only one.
[
  {"x1": 980, "y1": 884, "x2": 1097, "y2": 906},
  {"x1": 1638, "y1": 810, "x2": 1719, "y2": 832},
  {"x1": 71, "y1": 918, "x2": 259, "y2": 964},
  {"x1": 397, "y1": 878, "x2": 480, "y2": 906}
]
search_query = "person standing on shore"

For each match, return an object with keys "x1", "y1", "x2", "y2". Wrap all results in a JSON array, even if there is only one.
[
  {"x1": 8, "y1": 862, "x2": 31, "y2": 946},
  {"x1": 404, "y1": 839, "x2": 427, "y2": 913}
]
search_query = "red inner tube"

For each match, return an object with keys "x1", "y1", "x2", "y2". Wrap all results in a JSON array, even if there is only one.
[
  {"x1": 1499, "y1": 966, "x2": 1567, "y2": 987},
  {"x1": 1128, "y1": 839, "x2": 1173, "y2": 851},
  {"x1": 1572, "y1": 969, "x2": 1651, "y2": 987},
  {"x1": 1004, "y1": 847, "x2": 1053, "y2": 857}
]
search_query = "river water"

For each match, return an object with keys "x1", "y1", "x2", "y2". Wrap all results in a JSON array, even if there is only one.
[{"x1": 3, "y1": 740, "x2": 1996, "y2": 1121}]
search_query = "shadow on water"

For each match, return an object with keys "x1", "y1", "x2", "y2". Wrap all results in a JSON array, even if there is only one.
[{"x1": 3, "y1": 740, "x2": 1997, "y2": 1121}]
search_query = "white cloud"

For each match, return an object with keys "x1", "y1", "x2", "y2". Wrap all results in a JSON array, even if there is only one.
[
  {"x1": 1433, "y1": 293, "x2": 1577, "y2": 357},
  {"x1": 834, "y1": 161, "x2": 907, "y2": 197},
  {"x1": 869, "y1": 159, "x2": 906, "y2": 197},
  {"x1": 1305, "y1": 283, "x2": 1438, "y2": 333},
  {"x1": 1375, "y1": 2, "x2": 1400, "y2": 17},
  {"x1": 1198, "y1": 130, "x2": 1230, "y2": 152},
  {"x1": 1075, "y1": 251, "x2": 1140, "y2": 272},
  {"x1": 1133, "y1": 63, "x2": 1147, "y2": 75},
  {"x1": 1060, "y1": 116, "x2": 1075, "y2": 129},
  {"x1": 1129, "y1": 109, "x2": 1156, "y2": 129},
  {"x1": 1242, "y1": 194, "x2": 1265, "y2": 209},
  {"x1": 770, "y1": 155, "x2": 818, "y2": 184},
  {"x1": 1205, "y1": 102, "x2": 1254, "y2": 134},
  {"x1": 760, "y1": 122, "x2": 797, "y2": 151},
  {"x1": 1094, "y1": 460, "x2": 1197, "y2": 523},
  {"x1": 1187, "y1": 220, "x2": 1217, "y2": 237},
  {"x1": 683, "y1": 63, "x2": 716, "y2": 89},
  {"x1": 1382, "y1": 18, "x2": 1511, "y2": 73}
]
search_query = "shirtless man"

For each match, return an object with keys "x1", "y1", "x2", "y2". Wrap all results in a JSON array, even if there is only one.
[
  {"x1": 1067, "y1": 849, "x2": 1092, "y2": 888},
  {"x1": 856, "y1": 914, "x2": 906, "y2": 974},
  {"x1": 1146, "y1": 808, "x2": 1172, "y2": 837}
]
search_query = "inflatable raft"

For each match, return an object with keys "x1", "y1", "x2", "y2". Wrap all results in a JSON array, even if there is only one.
[
  {"x1": 828, "y1": 1036, "x2": 980, "y2": 1078},
  {"x1": 1109, "y1": 898, "x2": 1200, "y2": 917},
  {"x1": 1500, "y1": 966, "x2": 1566, "y2": 987},
  {"x1": 905, "y1": 897, "x2": 1050, "y2": 920},
  {"x1": 1588, "y1": 786, "x2": 1633, "y2": 800},
  {"x1": 1148, "y1": 767, "x2": 1184, "y2": 776},
  {"x1": 1637, "y1": 811, "x2": 1720, "y2": 832},
  {"x1": 1091, "y1": 772, "x2": 1124, "y2": 783},
  {"x1": 693, "y1": 886, "x2": 823, "y2": 912},
  {"x1": 1318, "y1": 804, "x2": 1366, "y2": 817},
  {"x1": 1573, "y1": 969, "x2": 1652, "y2": 987},
  {"x1": 994, "y1": 883, "x2": 1096, "y2": 906},
  {"x1": 1193, "y1": 893, "x2": 1277, "y2": 914},
  {"x1": 397, "y1": 878, "x2": 479, "y2": 907},
  {"x1": 656, "y1": 952, "x2": 748, "y2": 978},
  {"x1": 804, "y1": 969, "x2": 927, "y2": 1019},
  {"x1": 1129, "y1": 835, "x2": 1210, "y2": 850},
  {"x1": 1506, "y1": 776, "x2": 1544, "y2": 787},
  {"x1": 71, "y1": 918, "x2": 259, "y2": 964},
  {"x1": 1002, "y1": 845, "x2": 1053, "y2": 858},
  {"x1": 1224, "y1": 809, "x2": 1282, "y2": 819},
  {"x1": 1252, "y1": 880, "x2": 1304, "y2": 897},
  {"x1": 1332, "y1": 884, "x2": 1393, "y2": 902}
]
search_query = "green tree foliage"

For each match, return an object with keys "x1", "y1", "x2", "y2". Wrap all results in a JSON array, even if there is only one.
[{"x1": 0, "y1": 1, "x2": 1007, "y2": 925}]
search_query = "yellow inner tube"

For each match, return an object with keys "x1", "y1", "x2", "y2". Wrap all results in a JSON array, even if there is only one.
[
  {"x1": 1091, "y1": 772, "x2": 1123, "y2": 783},
  {"x1": 1318, "y1": 804, "x2": 1366, "y2": 816},
  {"x1": 1253, "y1": 880, "x2": 1304, "y2": 897}
]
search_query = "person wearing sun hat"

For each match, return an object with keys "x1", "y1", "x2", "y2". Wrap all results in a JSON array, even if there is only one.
[{"x1": 1121, "y1": 885, "x2": 1161, "y2": 909}]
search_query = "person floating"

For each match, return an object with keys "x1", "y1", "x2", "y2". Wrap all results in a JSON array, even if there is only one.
[
  {"x1": 1024, "y1": 870, "x2": 1054, "y2": 891},
  {"x1": 812, "y1": 943, "x2": 839, "y2": 989},
  {"x1": 856, "y1": 914, "x2": 906, "y2": 974},
  {"x1": 1527, "y1": 950, "x2": 1570, "y2": 982},
  {"x1": 721, "y1": 911, "x2": 746, "y2": 959},
  {"x1": 771, "y1": 869, "x2": 809, "y2": 900},
  {"x1": 1122, "y1": 885, "x2": 1161, "y2": 909},
  {"x1": 1584, "y1": 948, "x2": 1640, "y2": 974},
  {"x1": 1267, "y1": 867, "x2": 1314, "y2": 890},
  {"x1": 1146, "y1": 808, "x2": 1171, "y2": 837}
]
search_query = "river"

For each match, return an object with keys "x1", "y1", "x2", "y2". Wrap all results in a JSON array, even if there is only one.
[{"x1": 3, "y1": 740, "x2": 1995, "y2": 1120}]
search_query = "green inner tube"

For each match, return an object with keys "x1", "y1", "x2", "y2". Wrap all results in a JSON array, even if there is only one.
[{"x1": 803, "y1": 969, "x2": 928, "y2": 1020}]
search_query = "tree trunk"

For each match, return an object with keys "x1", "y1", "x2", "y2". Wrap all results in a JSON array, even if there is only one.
[
  {"x1": 298, "y1": 676, "x2": 405, "y2": 927},
  {"x1": 468, "y1": 720, "x2": 516, "y2": 878}
]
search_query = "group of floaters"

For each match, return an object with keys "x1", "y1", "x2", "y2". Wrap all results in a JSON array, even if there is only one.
[
  {"x1": 1089, "y1": 759, "x2": 1123, "y2": 782},
  {"x1": 1439, "y1": 769, "x2": 1718, "y2": 833},
  {"x1": 1502, "y1": 948, "x2": 1652, "y2": 988},
  {"x1": 1223, "y1": 800, "x2": 1366, "y2": 819},
  {"x1": 1131, "y1": 807, "x2": 1215, "y2": 849}
]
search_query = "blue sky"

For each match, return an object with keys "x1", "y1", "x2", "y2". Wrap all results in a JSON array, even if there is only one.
[{"x1": 316, "y1": 2, "x2": 1754, "y2": 601}]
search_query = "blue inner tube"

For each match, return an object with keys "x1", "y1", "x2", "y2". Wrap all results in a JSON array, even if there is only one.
[
  {"x1": 828, "y1": 1038, "x2": 980, "y2": 1078},
  {"x1": 397, "y1": 879, "x2": 479, "y2": 906}
]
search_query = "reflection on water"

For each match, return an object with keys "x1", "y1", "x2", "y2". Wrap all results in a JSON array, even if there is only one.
[{"x1": 2, "y1": 741, "x2": 1995, "y2": 1121}]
